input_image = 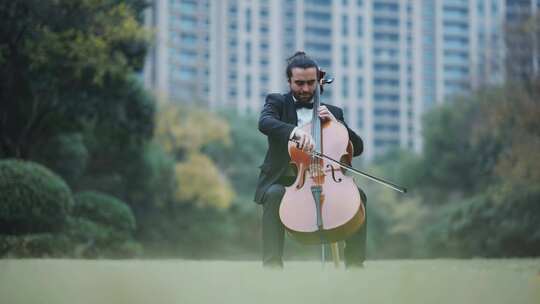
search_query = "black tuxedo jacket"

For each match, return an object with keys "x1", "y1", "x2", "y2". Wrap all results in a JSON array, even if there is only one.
[{"x1": 253, "y1": 92, "x2": 363, "y2": 204}]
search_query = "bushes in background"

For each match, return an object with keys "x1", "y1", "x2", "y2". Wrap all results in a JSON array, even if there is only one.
[
  {"x1": 0, "y1": 159, "x2": 73, "y2": 235},
  {"x1": 0, "y1": 159, "x2": 140, "y2": 258}
]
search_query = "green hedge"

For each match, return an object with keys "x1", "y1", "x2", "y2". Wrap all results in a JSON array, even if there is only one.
[
  {"x1": 0, "y1": 159, "x2": 73, "y2": 234},
  {"x1": 71, "y1": 191, "x2": 140, "y2": 258},
  {"x1": 0, "y1": 233, "x2": 72, "y2": 258},
  {"x1": 66, "y1": 217, "x2": 141, "y2": 258},
  {"x1": 73, "y1": 191, "x2": 136, "y2": 234},
  {"x1": 425, "y1": 185, "x2": 540, "y2": 258}
]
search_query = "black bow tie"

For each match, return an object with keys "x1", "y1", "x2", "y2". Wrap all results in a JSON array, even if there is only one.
[{"x1": 295, "y1": 102, "x2": 314, "y2": 110}]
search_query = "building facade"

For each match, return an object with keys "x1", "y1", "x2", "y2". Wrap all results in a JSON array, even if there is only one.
[
  {"x1": 504, "y1": 0, "x2": 540, "y2": 83},
  {"x1": 145, "y1": 0, "x2": 514, "y2": 160}
]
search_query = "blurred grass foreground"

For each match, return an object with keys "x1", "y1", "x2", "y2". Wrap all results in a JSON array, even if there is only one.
[{"x1": 0, "y1": 258, "x2": 539, "y2": 304}]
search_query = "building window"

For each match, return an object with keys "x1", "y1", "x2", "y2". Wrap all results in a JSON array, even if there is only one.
[
  {"x1": 374, "y1": 109, "x2": 400, "y2": 117},
  {"x1": 305, "y1": 42, "x2": 331, "y2": 52},
  {"x1": 305, "y1": 27, "x2": 331, "y2": 36},
  {"x1": 246, "y1": 41, "x2": 251, "y2": 64},
  {"x1": 374, "y1": 33, "x2": 399, "y2": 42},
  {"x1": 246, "y1": 75, "x2": 252, "y2": 97},
  {"x1": 357, "y1": 108, "x2": 364, "y2": 128},
  {"x1": 305, "y1": 0, "x2": 330, "y2": 5},
  {"x1": 342, "y1": 15, "x2": 349, "y2": 36},
  {"x1": 357, "y1": 77, "x2": 363, "y2": 98},
  {"x1": 374, "y1": 124, "x2": 400, "y2": 132},
  {"x1": 246, "y1": 8, "x2": 252, "y2": 32},
  {"x1": 305, "y1": 11, "x2": 331, "y2": 21},
  {"x1": 374, "y1": 2, "x2": 399, "y2": 12},
  {"x1": 342, "y1": 76, "x2": 349, "y2": 97},
  {"x1": 357, "y1": 16, "x2": 363, "y2": 37},
  {"x1": 342, "y1": 45, "x2": 349, "y2": 66},
  {"x1": 356, "y1": 46, "x2": 363, "y2": 67}
]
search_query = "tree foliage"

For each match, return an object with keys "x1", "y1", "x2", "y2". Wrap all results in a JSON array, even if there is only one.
[
  {"x1": 73, "y1": 191, "x2": 136, "y2": 234},
  {"x1": 367, "y1": 14, "x2": 540, "y2": 256},
  {"x1": 155, "y1": 104, "x2": 234, "y2": 210},
  {"x1": 504, "y1": 12, "x2": 540, "y2": 96},
  {"x1": 388, "y1": 82, "x2": 540, "y2": 258},
  {"x1": 0, "y1": 0, "x2": 152, "y2": 258},
  {"x1": 155, "y1": 103, "x2": 231, "y2": 157},
  {"x1": 134, "y1": 108, "x2": 272, "y2": 257},
  {"x1": 75, "y1": 77, "x2": 155, "y2": 197},
  {"x1": 204, "y1": 110, "x2": 267, "y2": 198},
  {"x1": 0, "y1": 0, "x2": 150, "y2": 158},
  {"x1": 174, "y1": 154, "x2": 234, "y2": 209},
  {"x1": 30, "y1": 132, "x2": 89, "y2": 186}
]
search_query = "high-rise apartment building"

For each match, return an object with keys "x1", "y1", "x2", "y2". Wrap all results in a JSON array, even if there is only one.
[
  {"x1": 504, "y1": 0, "x2": 540, "y2": 83},
  {"x1": 145, "y1": 0, "x2": 511, "y2": 160},
  {"x1": 144, "y1": 0, "x2": 211, "y2": 104},
  {"x1": 209, "y1": 0, "x2": 285, "y2": 113}
]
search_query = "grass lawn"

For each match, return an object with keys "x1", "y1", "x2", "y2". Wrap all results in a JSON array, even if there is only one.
[{"x1": 0, "y1": 258, "x2": 539, "y2": 304}]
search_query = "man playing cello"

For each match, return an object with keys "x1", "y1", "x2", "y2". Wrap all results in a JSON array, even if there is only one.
[{"x1": 254, "y1": 51, "x2": 367, "y2": 268}]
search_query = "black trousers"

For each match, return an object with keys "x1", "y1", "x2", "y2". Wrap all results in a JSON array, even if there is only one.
[{"x1": 261, "y1": 183, "x2": 367, "y2": 267}]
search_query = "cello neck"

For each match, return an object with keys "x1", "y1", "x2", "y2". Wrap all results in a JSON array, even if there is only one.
[{"x1": 311, "y1": 71, "x2": 322, "y2": 153}]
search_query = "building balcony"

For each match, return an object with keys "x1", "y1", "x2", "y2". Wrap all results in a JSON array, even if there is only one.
[
  {"x1": 444, "y1": 27, "x2": 469, "y2": 37},
  {"x1": 373, "y1": 11, "x2": 400, "y2": 20},
  {"x1": 373, "y1": 116, "x2": 401, "y2": 125},
  {"x1": 372, "y1": 25, "x2": 400, "y2": 34},
  {"x1": 373, "y1": 70, "x2": 401, "y2": 80},
  {"x1": 373, "y1": 85, "x2": 401, "y2": 94}
]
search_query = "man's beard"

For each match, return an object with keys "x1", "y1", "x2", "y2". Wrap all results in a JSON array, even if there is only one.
[{"x1": 293, "y1": 92, "x2": 314, "y2": 103}]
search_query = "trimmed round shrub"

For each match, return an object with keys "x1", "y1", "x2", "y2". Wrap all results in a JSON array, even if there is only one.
[
  {"x1": 108, "y1": 240, "x2": 143, "y2": 258},
  {"x1": 0, "y1": 159, "x2": 73, "y2": 234},
  {"x1": 70, "y1": 192, "x2": 140, "y2": 258},
  {"x1": 66, "y1": 217, "x2": 124, "y2": 258},
  {"x1": 73, "y1": 191, "x2": 136, "y2": 234},
  {"x1": 0, "y1": 233, "x2": 72, "y2": 258},
  {"x1": 68, "y1": 217, "x2": 118, "y2": 244}
]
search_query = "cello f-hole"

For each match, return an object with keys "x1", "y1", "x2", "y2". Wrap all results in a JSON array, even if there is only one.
[{"x1": 327, "y1": 164, "x2": 342, "y2": 183}]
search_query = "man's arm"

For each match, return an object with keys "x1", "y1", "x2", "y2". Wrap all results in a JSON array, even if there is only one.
[
  {"x1": 334, "y1": 108, "x2": 364, "y2": 157},
  {"x1": 258, "y1": 94, "x2": 296, "y2": 141}
]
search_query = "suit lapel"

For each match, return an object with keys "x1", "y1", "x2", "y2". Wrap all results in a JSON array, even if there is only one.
[{"x1": 284, "y1": 93, "x2": 298, "y2": 126}]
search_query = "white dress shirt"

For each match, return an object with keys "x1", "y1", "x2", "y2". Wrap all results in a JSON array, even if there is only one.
[{"x1": 290, "y1": 96, "x2": 314, "y2": 139}]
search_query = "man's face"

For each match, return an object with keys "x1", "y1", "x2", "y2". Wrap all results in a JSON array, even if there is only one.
[{"x1": 289, "y1": 67, "x2": 318, "y2": 103}]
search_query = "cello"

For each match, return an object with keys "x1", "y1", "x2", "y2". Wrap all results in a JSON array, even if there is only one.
[{"x1": 279, "y1": 69, "x2": 406, "y2": 263}]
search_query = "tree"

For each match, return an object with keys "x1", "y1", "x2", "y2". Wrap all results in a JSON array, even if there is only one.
[
  {"x1": 202, "y1": 111, "x2": 268, "y2": 256},
  {"x1": 0, "y1": 0, "x2": 149, "y2": 158},
  {"x1": 203, "y1": 110, "x2": 267, "y2": 198},
  {"x1": 420, "y1": 95, "x2": 485, "y2": 200},
  {"x1": 154, "y1": 104, "x2": 234, "y2": 210},
  {"x1": 504, "y1": 12, "x2": 540, "y2": 96},
  {"x1": 414, "y1": 84, "x2": 540, "y2": 257}
]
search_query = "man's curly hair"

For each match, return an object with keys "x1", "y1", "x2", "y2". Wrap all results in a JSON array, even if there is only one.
[{"x1": 285, "y1": 51, "x2": 319, "y2": 80}]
